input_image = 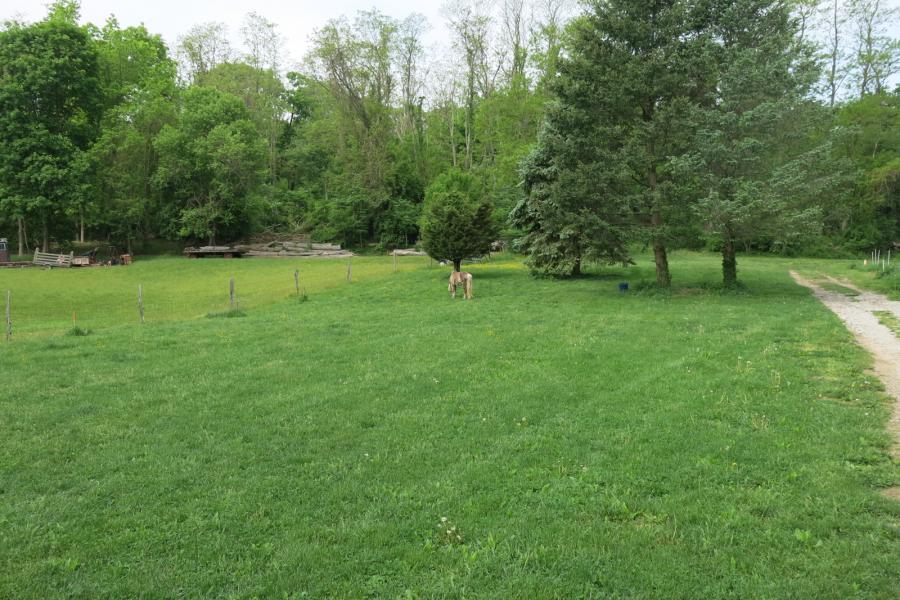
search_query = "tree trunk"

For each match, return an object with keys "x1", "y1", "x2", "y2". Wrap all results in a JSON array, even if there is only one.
[
  {"x1": 644, "y1": 112, "x2": 670, "y2": 288},
  {"x1": 722, "y1": 234, "x2": 737, "y2": 287},
  {"x1": 572, "y1": 256, "x2": 582, "y2": 277},
  {"x1": 653, "y1": 239, "x2": 670, "y2": 288},
  {"x1": 17, "y1": 217, "x2": 24, "y2": 256},
  {"x1": 449, "y1": 107, "x2": 457, "y2": 168},
  {"x1": 464, "y1": 58, "x2": 475, "y2": 170},
  {"x1": 828, "y1": 0, "x2": 840, "y2": 109},
  {"x1": 453, "y1": 259, "x2": 461, "y2": 272},
  {"x1": 651, "y1": 209, "x2": 671, "y2": 288},
  {"x1": 79, "y1": 212, "x2": 85, "y2": 243},
  {"x1": 42, "y1": 213, "x2": 49, "y2": 253}
]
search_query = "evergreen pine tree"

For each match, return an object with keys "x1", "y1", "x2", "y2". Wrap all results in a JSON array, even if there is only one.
[{"x1": 420, "y1": 170, "x2": 498, "y2": 271}]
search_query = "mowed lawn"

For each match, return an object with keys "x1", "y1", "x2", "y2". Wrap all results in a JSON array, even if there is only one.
[{"x1": 1, "y1": 254, "x2": 898, "y2": 598}]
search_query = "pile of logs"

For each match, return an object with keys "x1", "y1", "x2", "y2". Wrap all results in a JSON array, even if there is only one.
[
  {"x1": 234, "y1": 239, "x2": 353, "y2": 258},
  {"x1": 391, "y1": 248, "x2": 427, "y2": 256}
]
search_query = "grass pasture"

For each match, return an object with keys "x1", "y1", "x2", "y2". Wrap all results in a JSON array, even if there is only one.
[
  {"x1": 1, "y1": 253, "x2": 898, "y2": 598},
  {"x1": 0, "y1": 255, "x2": 428, "y2": 337}
]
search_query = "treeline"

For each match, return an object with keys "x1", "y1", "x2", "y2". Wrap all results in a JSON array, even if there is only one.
[
  {"x1": 0, "y1": 0, "x2": 897, "y2": 271},
  {"x1": 0, "y1": 0, "x2": 564, "y2": 254}
]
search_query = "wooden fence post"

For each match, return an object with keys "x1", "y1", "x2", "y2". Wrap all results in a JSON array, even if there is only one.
[
  {"x1": 5, "y1": 291, "x2": 10, "y2": 343},
  {"x1": 393, "y1": 252, "x2": 397, "y2": 272},
  {"x1": 138, "y1": 285, "x2": 144, "y2": 324},
  {"x1": 347, "y1": 257, "x2": 352, "y2": 282},
  {"x1": 230, "y1": 277, "x2": 236, "y2": 310},
  {"x1": 294, "y1": 269, "x2": 300, "y2": 295}
]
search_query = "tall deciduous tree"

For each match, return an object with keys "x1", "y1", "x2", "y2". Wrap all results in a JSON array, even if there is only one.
[
  {"x1": 91, "y1": 31, "x2": 178, "y2": 250},
  {"x1": 530, "y1": 0, "x2": 571, "y2": 92},
  {"x1": 500, "y1": 0, "x2": 530, "y2": 83},
  {"x1": 0, "y1": 16, "x2": 102, "y2": 252},
  {"x1": 308, "y1": 11, "x2": 397, "y2": 195},
  {"x1": 835, "y1": 92, "x2": 900, "y2": 247},
  {"x1": 444, "y1": 1, "x2": 496, "y2": 170},
  {"x1": 848, "y1": 0, "x2": 900, "y2": 97},
  {"x1": 177, "y1": 22, "x2": 233, "y2": 83},
  {"x1": 199, "y1": 62, "x2": 286, "y2": 184},
  {"x1": 242, "y1": 11, "x2": 281, "y2": 75},
  {"x1": 83, "y1": 18, "x2": 175, "y2": 245},
  {"x1": 822, "y1": 0, "x2": 850, "y2": 107},
  {"x1": 395, "y1": 13, "x2": 430, "y2": 186},
  {"x1": 154, "y1": 87, "x2": 265, "y2": 244}
]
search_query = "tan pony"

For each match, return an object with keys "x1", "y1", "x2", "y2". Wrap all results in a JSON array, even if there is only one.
[{"x1": 448, "y1": 271, "x2": 473, "y2": 300}]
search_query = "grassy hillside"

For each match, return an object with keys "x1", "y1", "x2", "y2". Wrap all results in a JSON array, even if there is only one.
[{"x1": 0, "y1": 254, "x2": 898, "y2": 598}]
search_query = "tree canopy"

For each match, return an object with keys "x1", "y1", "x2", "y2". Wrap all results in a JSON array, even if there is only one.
[
  {"x1": 0, "y1": 0, "x2": 897, "y2": 273},
  {"x1": 0, "y1": 16, "x2": 102, "y2": 251}
]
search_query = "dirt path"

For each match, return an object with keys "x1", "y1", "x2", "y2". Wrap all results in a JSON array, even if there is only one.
[
  {"x1": 821, "y1": 275, "x2": 900, "y2": 319},
  {"x1": 790, "y1": 271, "x2": 900, "y2": 500}
]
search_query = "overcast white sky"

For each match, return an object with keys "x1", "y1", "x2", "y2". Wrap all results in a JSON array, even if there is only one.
[
  {"x1": 3, "y1": 1, "x2": 454, "y2": 71},
  {"x1": 4, "y1": 0, "x2": 900, "y2": 88}
]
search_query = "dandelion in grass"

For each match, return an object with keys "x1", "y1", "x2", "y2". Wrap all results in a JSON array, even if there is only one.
[{"x1": 436, "y1": 517, "x2": 463, "y2": 544}]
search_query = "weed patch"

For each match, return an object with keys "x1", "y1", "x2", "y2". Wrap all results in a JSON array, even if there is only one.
[
  {"x1": 874, "y1": 311, "x2": 900, "y2": 336},
  {"x1": 820, "y1": 281, "x2": 861, "y2": 297}
]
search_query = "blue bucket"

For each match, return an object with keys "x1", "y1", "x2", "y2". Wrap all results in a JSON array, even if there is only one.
[{"x1": 618, "y1": 282, "x2": 629, "y2": 293}]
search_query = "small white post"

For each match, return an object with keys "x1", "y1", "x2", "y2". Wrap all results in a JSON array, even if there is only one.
[{"x1": 138, "y1": 285, "x2": 144, "y2": 324}]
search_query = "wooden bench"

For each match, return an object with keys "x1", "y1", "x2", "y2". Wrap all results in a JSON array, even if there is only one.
[{"x1": 33, "y1": 250, "x2": 74, "y2": 268}]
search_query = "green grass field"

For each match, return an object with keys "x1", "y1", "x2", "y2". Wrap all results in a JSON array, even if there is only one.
[{"x1": 1, "y1": 253, "x2": 898, "y2": 598}]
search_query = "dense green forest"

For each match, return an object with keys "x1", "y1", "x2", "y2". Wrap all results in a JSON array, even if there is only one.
[{"x1": 0, "y1": 1, "x2": 897, "y2": 278}]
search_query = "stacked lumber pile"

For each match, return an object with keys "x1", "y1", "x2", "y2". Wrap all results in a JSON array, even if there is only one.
[
  {"x1": 234, "y1": 239, "x2": 353, "y2": 258},
  {"x1": 391, "y1": 248, "x2": 427, "y2": 256},
  {"x1": 184, "y1": 246, "x2": 243, "y2": 258},
  {"x1": 244, "y1": 232, "x2": 311, "y2": 245}
]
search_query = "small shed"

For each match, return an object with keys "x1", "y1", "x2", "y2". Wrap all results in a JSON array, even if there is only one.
[{"x1": 0, "y1": 238, "x2": 8, "y2": 263}]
